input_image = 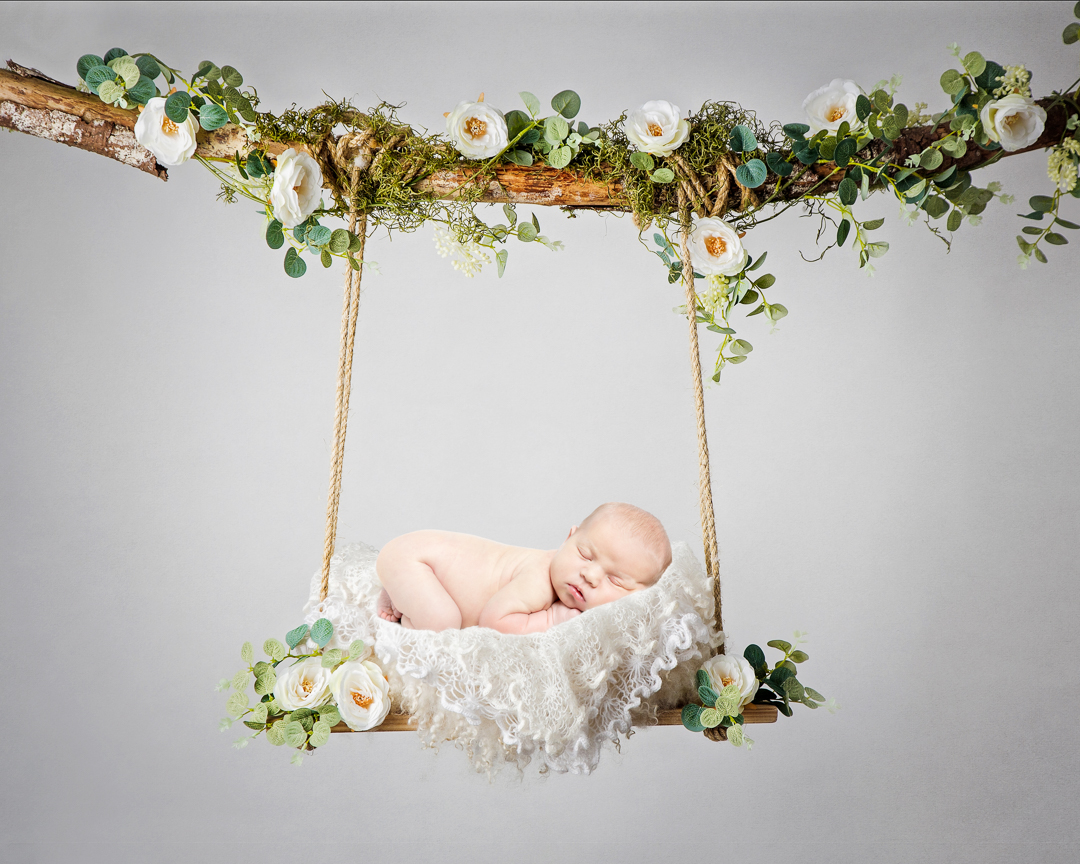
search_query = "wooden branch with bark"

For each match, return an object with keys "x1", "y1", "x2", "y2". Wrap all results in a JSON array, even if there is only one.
[{"x1": 3, "y1": 61, "x2": 1074, "y2": 212}]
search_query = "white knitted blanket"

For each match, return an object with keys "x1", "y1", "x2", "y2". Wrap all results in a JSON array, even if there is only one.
[{"x1": 302, "y1": 540, "x2": 720, "y2": 774}]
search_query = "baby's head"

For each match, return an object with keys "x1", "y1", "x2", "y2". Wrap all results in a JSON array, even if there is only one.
[{"x1": 549, "y1": 502, "x2": 672, "y2": 612}]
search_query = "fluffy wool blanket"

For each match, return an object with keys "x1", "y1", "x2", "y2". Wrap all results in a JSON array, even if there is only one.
[{"x1": 302, "y1": 541, "x2": 721, "y2": 774}]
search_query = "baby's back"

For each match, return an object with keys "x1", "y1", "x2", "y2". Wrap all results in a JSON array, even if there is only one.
[{"x1": 377, "y1": 530, "x2": 527, "y2": 628}]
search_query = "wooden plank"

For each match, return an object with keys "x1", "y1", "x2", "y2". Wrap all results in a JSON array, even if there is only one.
[{"x1": 330, "y1": 702, "x2": 778, "y2": 733}]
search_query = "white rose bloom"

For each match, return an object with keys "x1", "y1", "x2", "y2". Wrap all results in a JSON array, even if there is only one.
[
  {"x1": 269, "y1": 148, "x2": 324, "y2": 229},
  {"x1": 980, "y1": 94, "x2": 1046, "y2": 152},
  {"x1": 687, "y1": 217, "x2": 748, "y2": 277},
  {"x1": 273, "y1": 657, "x2": 333, "y2": 711},
  {"x1": 133, "y1": 97, "x2": 199, "y2": 167},
  {"x1": 701, "y1": 653, "x2": 759, "y2": 709},
  {"x1": 329, "y1": 660, "x2": 391, "y2": 731},
  {"x1": 446, "y1": 101, "x2": 508, "y2": 159},
  {"x1": 803, "y1": 79, "x2": 866, "y2": 135},
  {"x1": 623, "y1": 100, "x2": 690, "y2": 156}
]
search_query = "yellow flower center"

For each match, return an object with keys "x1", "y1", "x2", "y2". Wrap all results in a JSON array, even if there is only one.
[
  {"x1": 465, "y1": 117, "x2": 487, "y2": 139},
  {"x1": 704, "y1": 236, "x2": 728, "y2": 257},
  {"x1": 1003, "y1": 113, "x2": 1022, "y2": 130},
  {"x1": 352, "y1": 690, "x2": 373, "y2": 709},
  {"x1": 647, "y1": 122, "x2": 664, "y2": 137},
  {"x1": 721, "y1": 675, "x2": 734, "y2": 687},
  {"x1": 826, "y1": 106, "x2": 845, "y2": 123},
  {"x1": 161, "y1": 116, "x2": 179, "y2": 135},
  {"x1": 301, "y1": 679, "x2": 314, "y2": 695}
]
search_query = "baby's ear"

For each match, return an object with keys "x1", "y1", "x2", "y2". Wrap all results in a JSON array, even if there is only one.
[{"x1": 566, "y1": 525, "x2": 578, "y2": 539}]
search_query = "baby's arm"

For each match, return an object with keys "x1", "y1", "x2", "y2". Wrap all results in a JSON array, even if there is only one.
[{"x1": 477, "y1": 571, "x2": 580, "y2": 634}]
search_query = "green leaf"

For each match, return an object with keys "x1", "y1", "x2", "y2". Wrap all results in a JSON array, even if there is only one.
[
  {"x1": 326, "y1": 229, "x2": 349, "y2": 255},
  {"x1": 83, "y1": 65, "x2": 116, "y2": 94},
  {"x1": 127, "y1": 77, "x2": 156, "y2": 105},
  {"x1": 698, "y1": 685, "x2": 719, "y2": 707},
  {"x1": 308, "y1": 618, "x2": 332, "y2": 647},
  {"x1": 348, "y1": 233, "x2": 363, "y2": 253},
  {"x1": 1045, "y1": 232, "x2": 1069, "y2": 245},
  {"x1": 320, "y1": 249, "x2": 332, "y2": 269},
  {"x1": 833, "y1": 138, "x2": 857, "y2": 167},
  {"x1": 321, "y1": 648, "x2": 343, "y2": 668},
  {"x1": 739, "y1": 289, "x2": 758, "y2": 305},
  {"x1": 789, "y1": 650, "x2": 809, "y2": 663},
  {"x1": 543, "y1": 115, "x2": 570, "y2": 145},
  {"x1": 783, "y1": 677, "x2": 806, "y2": 701},
  {"x1": 226, "y1": 692, "x2": 249, "y2": 718},
  {"x1": 743, "y1": 644, "x2": 767, "y2": 674},
  {"x1": 518, "y1": 91, "x2": 541, "y2": 117},
  {"x1": 254, "y1": 671, "x2": 276, "y2": 696},
  {"x1": 838, "y1": 177, "x2": 858, "y2": 206},
  {"x1": 836, "y1": 219, "x2": 851, "y2": 247},
  {"x1": 1030, "y1": 195, "x2": 1055, "y2": 213},
  {"x1": 220, "y1": 65, "x2": 243, "y2": 87},
  {"x1": 265, "y1": 220, "x2": 284, "y2": 250},
  {"x1": 263, "y1": 639, "x2": 287, "y2": 662},
  {"x1": 754, "y1": 273, "x2": 776, "y2": 290},
  {"x1": 77, "y1": 54, "x2": 105, "y2": 81},
  {"x1": 871, "y1": 88, "x2": 892, "y2": 112},
  {"x1": 862, "y1": 218, "x2": 885, "y2": 230},
  {"x1": 283, "y1": 247, "x2": 307, "y2": 278},
  {"x1": 767, "y1": 303, "x2": 789, "y2": 321},
  {"x1": 266, "y1": 720, "x2": 286, "y2": 746},
  {"x1": 96, "y1": 81, "x2": 123, "y2": 105},
  {"x1": 103, "y1": 47, "x2": 129, "y2": 64},
  {"x1": 735, "y1": 159, "x2": 767, "y2": 189},
  {"x1": 681, "y1": 703, "x2": 705, "y2": 732},
  {"x1": 974, "y1": 60, "x2": 1006, "y2": 91},
  {"x1": 630, "y1": 151, "x2": 655, "y2": 172},
  {"x1": 241, "y1": 642, "x2": 254, "y2": 663},
  {"x1": 1066, "y1": 22, "x2": 1080, "y2": 45},
  {"x1": 517, "y1": 222, "x2": 538, "y2": 242},
  {"x1": 922, "y1": 195, "x2": 950, "y2": 219},
  {"x1": 231, "y1": 670, "x2": 248, "y2": 691},
  {"x1": 550, "y1": 89, "x2": 581, "y2": 119},
  {"x1": 305, "y1": 225, "x2": 331, "y2": 247},
  {"x1": 199, "y1": 103, "x2": 229, "y2": 131},
  {"x1": 866, "y1": 241, "x2": 890, "y2": 258},
  {"x1": 309, "y1": 719, "x2": 332, "y2": 748},
  {"x1": 162, "y1": 91, "x2": 191, "y2": 124},
  {"x1": 767, "y1": 639, "x2": 792, "y2": 653},
  {"x1": 940, "y1": 69, "x2": 966, "y2": 96},
  {"x1": 249, "y1": 703, "x2": 268, "y2": 725},
  {"x1": 881, "y1": 116, "x2": 902, "y2": 141},
  {"x1": 546, "y1": 146, "x2": 572, "y2": 169},
  {"x1": 947, "y1": 209, "x2": 963, "y2": 232},
  {"x1": 696, "y1": 669, "x2": 712, "y2": 690},
  {"x1": 503, "y1": 149, "x2": 533, "y2": 166},
  {"x1": 765, "y1": 151, "x2": 792, "y2": 177},
  {"x1": 855, "y1": 94, "x2": 872, "y2": 122},
  {"x1": 134, "y1": 55, "x2": 160, "y2": 80},
  {"x1": 194, "y1": 61, "x2": 221, "y2": 81},
  {"x1": 650, "y1": 167, "x2": 675, "y2": 184},
  {"x1": 283, "y1": 720, "x2": 307, "y2": 749},
  {"x1": 496, "y1": 249, "x2": 508, "y2": 277},
  {"x1": 505, "y1": 109, "x2": 530, "y2": 140},
  {"x1": 1055, "y1": 218, "x2": 1080, "y2": 230},
  {"x1": 962, "y1": 51, "x2": 986, "y2": 77},
  {"x1": 1034, "y1": 246, "x2": 1049, "y2": 264},
  {"x1": 729, "y1": 339, "x2": 753, "y2": 356},
  {"x1": 804, "y1": 687, "x2": 826, "y2": 702},
  {"x1": 783, "y1": 122, "x2": 810, "y2": 140},
  {"x1": 111, "y1": 57, "x2": 140, "y2": 89},
  {"x1": 699, "y1": 707, "x2": 724, "y2": 728},
  {"x1": 728, "y1": 125, "x2": 758, "y2": 152},
  {"x1": 920, "y1": 148, "x2": 944, "y2": 172}
]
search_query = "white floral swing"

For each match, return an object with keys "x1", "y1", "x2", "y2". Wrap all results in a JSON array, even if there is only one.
[{"x1": 288, "y1": 168, "x2": 776, "y2": 774}]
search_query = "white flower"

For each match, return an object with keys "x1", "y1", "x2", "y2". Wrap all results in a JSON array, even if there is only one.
[
  {"x1": 701, "y1": 653, "x2": 759, "y2": 709},
  {"x1": 687, "y1": 217, "x2": 748, "y2": 277},
  {"x1": 803, "y1": 79, "x2": 866, "y2": 135},
  {"x1": 329, "y1": 660, "x2": 391, "y2": 731},
  {"x1": 980, "y1": 95, "x2": 1046, "y2": 152},
  {"x1": 273, "y1": 657, "x2": 333, "y2": 711},
  {"x1": 133, "y1": 96, "x2": 199, "y2": 167},
  {"x1": 446, "y1": 100, "x2": 508, "y2": 159},
  {"x1": 433, "y1": 225, "x2": 490, "y2": 277},
  {"x1": 269, "y1": 148, "x2": 323, "y2": 229},
  {"x1": 622, "y1": 100, "x2": 690, "y2": 156}
]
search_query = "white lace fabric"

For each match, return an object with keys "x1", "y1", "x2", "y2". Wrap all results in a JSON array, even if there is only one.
[{"x1": 302, "y1": 541, "x2": 721, "y2": 774}]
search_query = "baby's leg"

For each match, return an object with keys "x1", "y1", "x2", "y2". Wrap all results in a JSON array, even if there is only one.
[{"x1": 376, "y1": 550, "x2": 463, "y2": 632}]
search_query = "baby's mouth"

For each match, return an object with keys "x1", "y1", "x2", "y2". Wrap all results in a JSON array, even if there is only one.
[{"x1": 569, "y1": 584, "x2": 585, "y2": 604}]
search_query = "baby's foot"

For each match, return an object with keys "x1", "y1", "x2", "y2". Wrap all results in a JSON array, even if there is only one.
[{"x1": 377, "y1": 588, "x2": 402, "y2": 623}]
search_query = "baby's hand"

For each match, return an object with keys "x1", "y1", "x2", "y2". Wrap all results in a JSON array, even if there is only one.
[{"x1": 549, "y1": 602, "x2": 582, "y2": 626}]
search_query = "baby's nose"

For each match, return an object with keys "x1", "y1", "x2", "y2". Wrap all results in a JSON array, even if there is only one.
[{"x1": 583, "y1": 566, "x2": 600, "y2": 587}]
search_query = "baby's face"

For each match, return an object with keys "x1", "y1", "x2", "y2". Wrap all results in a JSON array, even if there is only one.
[{"x1": 549, "y1": 515, "x2": 662, "y2": 612}]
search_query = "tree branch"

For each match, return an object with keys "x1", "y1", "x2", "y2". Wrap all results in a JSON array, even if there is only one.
[{"x1": 3, "y1": 62, "x2": 1074, "y2": 211}]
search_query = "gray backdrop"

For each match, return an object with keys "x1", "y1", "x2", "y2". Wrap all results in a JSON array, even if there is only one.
[{"x1": 2, "y1": 2, "x2": 1078, "y2": 862}]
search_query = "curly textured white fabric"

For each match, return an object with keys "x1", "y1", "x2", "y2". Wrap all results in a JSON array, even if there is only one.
[{"x1": 302, "y1": 541, "x2": 721, "y2": 775}]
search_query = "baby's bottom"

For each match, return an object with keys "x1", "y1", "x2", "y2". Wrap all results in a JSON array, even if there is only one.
[{"x1": 376, "y1": 567, "x2": 463, "y2": 632}]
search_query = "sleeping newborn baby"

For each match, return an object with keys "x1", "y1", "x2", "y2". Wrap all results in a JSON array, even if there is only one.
[{"x1": 376, "y1": 502, "x2": 672, "y2": 633}]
